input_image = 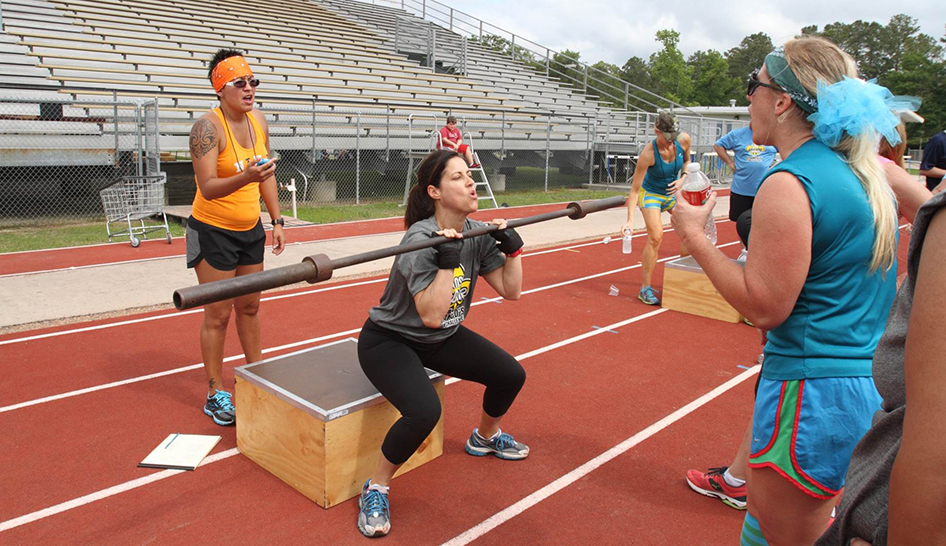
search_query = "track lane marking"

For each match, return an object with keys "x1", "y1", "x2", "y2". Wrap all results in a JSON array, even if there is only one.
[
  {"x1": 1, "y1": 242, "x2": 741, "y2": 412},
  {"x1": 0, "y1": 305, "x2": 683, "y2": 533},
  {"x1": 440, "y1": 365, "x2": 761, "y2": 546}
]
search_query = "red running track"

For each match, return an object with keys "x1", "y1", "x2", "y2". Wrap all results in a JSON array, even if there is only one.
[{"x1": 0, "y1": 215, "x2": 902, "y2": 545}]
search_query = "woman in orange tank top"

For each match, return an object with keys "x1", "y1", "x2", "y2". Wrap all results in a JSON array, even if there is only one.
[{"x1": 186, "y1": 48, "x2": 286, "y2": 426}]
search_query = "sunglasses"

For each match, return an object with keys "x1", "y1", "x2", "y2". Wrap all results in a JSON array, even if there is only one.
[
  {"x1": 747, "y1": 70, "x2": 782, "y2": 96},
  {"x1": 226, "y1": 78, "x2": 260, "y2": 89}
]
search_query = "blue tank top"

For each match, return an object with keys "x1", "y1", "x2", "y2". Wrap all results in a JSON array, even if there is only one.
[
  {"x1": 642, "y1": 139, "x2": 684, "y2": 195},
  {"x1": 761, "y1": 139, "x2": 897, "y2": 381}
]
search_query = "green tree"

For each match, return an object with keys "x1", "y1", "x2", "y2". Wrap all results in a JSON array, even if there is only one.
[
  {"x1": 649, "y1": 29, "x2": 691, "y2": 104},
  {"x1": 688, "y1": 50, "x2": 738, "y2": 105},
  {"x1": 549, "y1": 49, "x2": 583, "y2": 91},
  {"x1": 587, "y1": 61, "x2": 626, "y2": 108},
  {"x1": 620, "y1": 56, "x2": 658, "y2": 111},
  {"x1": 881, "y1": 53, "x2": 946, "y2": 144},
  {"x1": 725, "y1": 32, "x2": 773, "y2": 105}
]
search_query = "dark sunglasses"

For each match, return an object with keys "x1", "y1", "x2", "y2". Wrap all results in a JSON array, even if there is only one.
[
  {"x1": 747, "y1": 70, "x2": 782, "y2": 96},
  {"x1": 226, "y1": 78, "x2": 260, "y2": 89}
]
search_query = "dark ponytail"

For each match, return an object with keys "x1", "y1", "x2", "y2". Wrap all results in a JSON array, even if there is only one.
[{"x1": 404, "y1": 149, "x2": 460, "y2": 228}]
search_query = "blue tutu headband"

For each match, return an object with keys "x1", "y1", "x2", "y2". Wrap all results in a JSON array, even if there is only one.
[{"x1": 807, "y1": 77, "x2": 921, "y2": 147}]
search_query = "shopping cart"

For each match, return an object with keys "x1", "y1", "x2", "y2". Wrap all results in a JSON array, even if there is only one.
[{"x1": 99, "y1": 174, "x2": 173, "y2": 247}]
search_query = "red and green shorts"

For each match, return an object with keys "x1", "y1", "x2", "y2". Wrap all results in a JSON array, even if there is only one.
[{"x1": 749, "y1": 376, "x2": 882, "y2": 499}]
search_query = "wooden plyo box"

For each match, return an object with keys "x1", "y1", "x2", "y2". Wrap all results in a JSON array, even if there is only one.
[
  {"x1": 662, "y1": 256, "x2": 744, "y2": 323},
  {"x1": 234, "y1": 338, "x2": 444, "y2": 508}
]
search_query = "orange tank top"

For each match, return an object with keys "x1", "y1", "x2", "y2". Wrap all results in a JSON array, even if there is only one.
[{"x1": 191, "y1": 107, "x2": 267, "y2": 231}]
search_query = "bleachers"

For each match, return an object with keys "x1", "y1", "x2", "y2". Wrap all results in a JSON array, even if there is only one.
[{"x1": 0, "y1": 0, "x2": 660, "y2": 158}]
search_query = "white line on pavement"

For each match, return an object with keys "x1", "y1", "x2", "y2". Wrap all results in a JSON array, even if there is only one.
[{"x1": 440, "y1": 365, "x2": 761, "y2": 546}]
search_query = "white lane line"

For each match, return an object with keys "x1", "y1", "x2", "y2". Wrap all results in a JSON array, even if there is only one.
[
  {"x1": 0, "y1": 447, "x2": 241, "y2": 533},
  {"x1": 0, "y1": 329, "x2": 361, "y2": 414},
  {"x1": 0, "y1": 238, "x2": 627, "y2": 346},
  {"x1": 0, "y1": 264, "x2": 648, "y2": 412},
  {"x1": 0, "y1": 306, "x2": 675, "y2": 533},
  {"x1": 440, "y1": 365, "x2": 762, "y2": 546},
  {"x1": 2, "y1": 240, "x2": 741, "y2": 412},
  {"x1": 444, "y1": 308, "x2": 668, "y2": 386}
]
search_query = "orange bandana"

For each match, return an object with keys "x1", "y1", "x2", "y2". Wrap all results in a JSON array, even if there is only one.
[{"x1": 211, "y1": 56, "x2": 254, "y2": 93}]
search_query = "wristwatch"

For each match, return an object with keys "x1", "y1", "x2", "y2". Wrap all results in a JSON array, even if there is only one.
[{"x1": 271, "y1": 217, "x2": 285, "y2": 227}]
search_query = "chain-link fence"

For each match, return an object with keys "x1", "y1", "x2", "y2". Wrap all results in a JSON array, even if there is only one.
[
  {"x1": 1, "y1": 92, "x2": 748, "y2": 225},
  {"x1": 0, "y1": 95, "x2": 160, "y2": 227}
]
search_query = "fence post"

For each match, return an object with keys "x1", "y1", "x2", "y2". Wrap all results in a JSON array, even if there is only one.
[
  {"x1": 510, "y1": 34, "x2": 515, "y2": 61},
  {"x1": 545, "y1": 48, "x2": 550, "y2": 77},
  {"x1": 312, "y1": 99, "x2": 317, "y2": 166},
  {"x1": 544, "y1": 116, "x2": 551, "y2": 192},
  {"x1": 587, "y1": 115, "x2": 596, "y2": 187},
  {"x1": 604, "y1": 115, "x2": 611, "y2": 185},
  {"x1": 479, "y1": 20, "x2": 482, "y2": 40},
  {"x1": 422, "y1": 0, "x2": 425, "y2": 18},
  {"x1": 449, "y1": 7, "x2": 453, "y2": 31},
  {"x1": 385, "y1": 106, "x2": 391, "y2": 162},
  {"x1": 624, "y1": 82, "x2": 629, "y2": 111},
  {"x1": 583, "y1": 65, "x2": 588, "y2": 93},
  {"x1": 501, "y1": 111, "x2": 505, "y2": 159},
  {"x1": 113, "y1": 91, "x2": 119, "y2": 167},
  {"x1": 135, "y1": 101, "x2": 143, "y2": 177},
  {"x1": 356, "y1": 112, "x2": 361, "y2": 205}
]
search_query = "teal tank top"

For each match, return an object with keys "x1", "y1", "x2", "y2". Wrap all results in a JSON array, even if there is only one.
[
  {"x1": 642, "y1": 139, "x2": 684, "y2": 195},
  {"x1": 761, "y1": 139, "x2": 897, "y2": 380}
]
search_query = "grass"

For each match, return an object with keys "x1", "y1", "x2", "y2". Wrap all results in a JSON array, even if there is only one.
[
  {"x1": 0, "y1": 188, "x2": 625, "y2": 253},
  {"x1": 0, "y1": 220, "x2": 186, "y2": 254}
]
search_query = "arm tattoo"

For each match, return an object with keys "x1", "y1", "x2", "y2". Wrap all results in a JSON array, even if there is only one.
[{"x1": 190, "y1": 119, "x2": 217, "y2": 160}]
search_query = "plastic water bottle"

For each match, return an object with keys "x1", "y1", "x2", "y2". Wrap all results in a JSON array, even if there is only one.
[
  {"x1": 622, "y1": 229, "x2": 632, "y2": 254},
  {"x1": 680, "y1": 163, "x2": 717, "y2": 244}
]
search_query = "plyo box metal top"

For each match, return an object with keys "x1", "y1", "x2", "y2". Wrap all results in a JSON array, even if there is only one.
[
  {"x1": 235, "y1": 338, "x2": 443, "y2": 422},
  {"x1": 666, "y1": 255, "x2": 744, "y2": 273}
]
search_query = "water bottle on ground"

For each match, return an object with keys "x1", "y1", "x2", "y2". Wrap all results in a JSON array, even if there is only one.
[
  {"x1": 680, "y1": 163, "x2": 717, "y2": 244},
  {"x1": 622, "y1": 229, "x2": 632, "y2": 254}
]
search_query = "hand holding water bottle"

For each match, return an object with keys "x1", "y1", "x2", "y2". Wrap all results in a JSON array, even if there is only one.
[{"x1": 672, "y1": 164, "x2": 718, "y2": 244}]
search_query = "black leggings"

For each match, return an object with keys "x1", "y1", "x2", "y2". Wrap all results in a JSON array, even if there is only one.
[{"x1": 358, "y1": 319, "x2": 526, "y2": 466}]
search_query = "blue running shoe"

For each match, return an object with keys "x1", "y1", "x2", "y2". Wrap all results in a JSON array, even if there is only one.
[
  {"x1": 203, "y1": 389, "x2": 235, "y2": 426},
  {"x1": 638, "y1": 286, "x2": 660, "y2": 305},
  {"x1": 357, "y1": 480, "x2": 391, "y2": 538},
  {"x1": 465, "y1": 429, "x2": 530, "y2": 460}
]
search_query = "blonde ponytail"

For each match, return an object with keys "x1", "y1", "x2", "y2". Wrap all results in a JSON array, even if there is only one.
[
  {"x1": 784, "y1": 36, "x2": 898, "y2": 273},
  {"x1": 837, "y1": 133, "x2": 898, "y2": 272}
]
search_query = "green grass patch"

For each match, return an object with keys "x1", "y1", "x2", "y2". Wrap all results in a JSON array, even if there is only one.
[
  {"x1": 2, "y1": 188, "x2": 626, "y2": 253},
  {"x1": 0, "y1": 219, "x2": 185, "y2": 254}
]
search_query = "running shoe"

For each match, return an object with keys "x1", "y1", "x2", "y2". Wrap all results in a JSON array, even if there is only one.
[
  {"x1": 357, "y1": 480, "x2": 391, "y2": 538},
  {"x1": 638, "y1": 286, "x2": 660, "y2": 305},
  {"x1": 204, "y1": 389, "x2": 235, "y2": 426},
  {"x1": 685, "y1": 466, "x2": 747, "y2": 510},
  {"x1": 465, "y1": 429, "x2": 530, "y2": 460}
]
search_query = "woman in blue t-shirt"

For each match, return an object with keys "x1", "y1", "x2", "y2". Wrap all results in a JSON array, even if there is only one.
[
  {"x1": 622, "y1": 112, "x2": 692, "y2": 305},
  {"x1": 672, "y1": 36, "x2": 906, "y2": 544}
]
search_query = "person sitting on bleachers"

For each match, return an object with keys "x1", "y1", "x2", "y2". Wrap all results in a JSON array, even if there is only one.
[{"x1": 438, "y1": 115, "x2": 480, "y2": 168}]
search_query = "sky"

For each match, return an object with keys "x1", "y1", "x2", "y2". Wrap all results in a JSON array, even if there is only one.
[{"x1": 442, "y1": 0, "x2": 945, "y2": 67}]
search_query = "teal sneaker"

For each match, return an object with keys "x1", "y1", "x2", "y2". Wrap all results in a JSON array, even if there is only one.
[
  {"x1": 357, "y1": 480, "x2": 391, "y2": 538},
  {"x1": 465, "y1": 429, "x2": 530, "y2": 460},
  {"x1": 203, "y1": 389, "x2": 235, "y2": 426},
  {"x1": 638, "y1": 286, "x2": 660, "y2": 305}
]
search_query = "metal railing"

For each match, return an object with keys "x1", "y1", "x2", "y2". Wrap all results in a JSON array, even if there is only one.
[
  {"x1": 364, "y1": 0, "x2": 699, "y2": 116},
  {"x1": 0, "y1": 89, "x2": 745, "y2": 226},
  {"x1": 395, "y1": 16, "x2": 467, "y2": 75}
]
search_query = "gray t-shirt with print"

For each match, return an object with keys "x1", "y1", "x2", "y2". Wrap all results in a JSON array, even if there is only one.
[{"x1": 368, "y1": 216, "x2": 506, "y2": 343}]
